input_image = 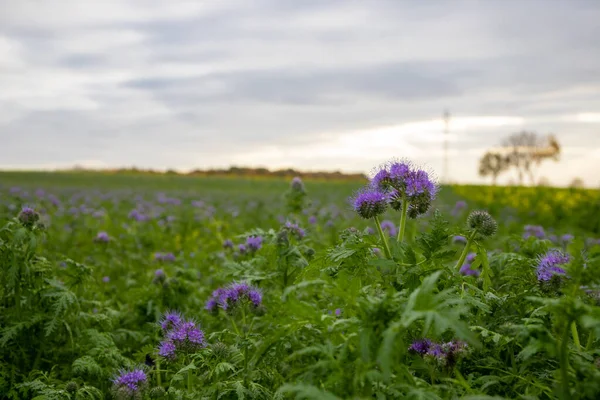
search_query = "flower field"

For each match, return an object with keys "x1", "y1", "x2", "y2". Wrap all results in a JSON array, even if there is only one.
[{"x1": 1, "y1": 162, "x2": 600, "y2": 400}]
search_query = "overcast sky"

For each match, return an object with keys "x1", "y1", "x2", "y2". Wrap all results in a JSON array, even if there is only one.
[{"x1": 1, "y1": 0, "x2": 599, "y2": 186}]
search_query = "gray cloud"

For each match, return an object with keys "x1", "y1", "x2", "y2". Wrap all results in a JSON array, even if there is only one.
[{"x1": 0, "y1": 0, "x2": 599, "y2": 185}]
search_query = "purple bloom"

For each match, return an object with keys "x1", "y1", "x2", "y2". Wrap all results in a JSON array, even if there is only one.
[
  {"x1": 112, "y1": 369, "x2": 147, "y2": 394},
  {"x1": 291, "y1": 176, "x2": 305, "y2": 191},
  {"x1": 466, "y1": 252, "x2": 476, "y2": 263},
  {"x1": 453, "y1": 235, "x2": 467, "y2": 244},
  {"x1": 309, "y1": 216, "x2": 317, "y2": 224},
  {"x1": 426, "y1": 344, "x2": 445, "y2": 358},
  {"x1": 351, "y1": 187, "x2": 388, "y2": 219},
  {"x1": 284, "y1": 221, "x2": 306, "y2": 239},
  {"x1": 94, "y1": 231, "x2": 110, "y2": 243},
  {"x1": 167, "y1": 320, "x2": 205, "y2": 350},
  {"x1": 334, "y1": 308, "x2": 342, "y2": 317},
  {"x1": 537, "y1": 250, "x2": 570, "y2": 281},
  {"x1": 523, "y1": 225, "x2": 546, "y2": 239},
  {"x1": 380, "y1": 220, "x2": 398, "y2": 237},
  {"x1": 160, "y1": 311, "x2": 183, "y2": 332},
  {"x1": 238, "y1": 244, "x2": 247, "y2": 254},
  {"x1": 223, "y1": 239, "x2": 234, "y2": 249},
  {"x1": 158, "y1": 340, "x2": 176, "y2": 359},
  {"x1": 409, "y1": 339, "x2": 432, "y2": 355},
  {"x1": 460, "y1": 263, "x2": 480, "y2": 277},
  {"x1": 155, "y1": 269, "x2": 165, "y2": 277},
  {"x1": 205, "y1": 282, "x2": 263, "y2": 312},
  {"x1": 102, "y1": 276, "x2": 110, "y2": 283},
  {"x1": 561, "y1": 234, "x2": 574, "y2": 243},
  {"x1": 246, "y1": 236, "x2": 263, "y2": 251},
  {"x1": 18, "y1": 206, "x2": 39, "y2": 227},
  {"x1": 154, "y1": 252, "x2": 176, "y2": 262}
]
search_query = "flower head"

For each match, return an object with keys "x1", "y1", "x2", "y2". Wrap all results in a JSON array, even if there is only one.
[
  {"x1": 223, "y1": 239, "x2": 234, "y2": 249},
  {"x1": 284, "y1": 221, "x2": 306, "y2": 239},
  {"x1": 351, "y1": 187, "x2": 388, "y2": 219},
  {"x1": 291, "y1": 176, "x2": 306, "y2": 192},
  {"x1": 409, "y1": 339, "x2": 432, "y2": 355},
  {"x1": 18, "y1": 206, "x2": 39, "y2": 227},
  {"x1": 467, "y1": 210, "x2": 497, "y2": 237},
  {"x1": 160, "y1": 311, "x2": 183, "y2": 332},
  {"x1": 246, "y1": 236, "x2": 263, "y2": 252},
  {"x1": 537, "y1": 250, "x2": 570, "y2": 281},
  {"x1": 95, "y1": 231, "x2": 110, "y2": 243},
  {"x1": 158, "y1": 340, "x2": 176, "y2": 359},
  {"x1": 205, "y1": 282, "x2": 263, "y2": 313},
  {"x1": 112, "y1": 368, "x2": 148, "y2": 396},
  {"x1": 380, "y1": 220, "x2": 397, "y2": 237}
]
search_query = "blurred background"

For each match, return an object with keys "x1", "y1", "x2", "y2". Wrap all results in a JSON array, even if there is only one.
[{"x1": 1, "y1": 0, "x2": 599, "y2": 187}]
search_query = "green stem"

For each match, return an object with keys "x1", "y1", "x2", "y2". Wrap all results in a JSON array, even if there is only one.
[
  {"x1": 374, "y1": 215, "x2": 393, "y2": 259},
  {"x1": 559, "y1": 321, "x2": 571, "y2": 400},
  {"x1": 188, "y1": 367, "x2": 192, "y2": 392},
  {"x1": 397, "y1": 194, "x2": 408, "y2": 243},
  {"x1": 586, "y1": 330, "x2": 595, "y2": 351},
  {"x1": 156, "y1": 359, "x2": 161, "y2": 387},
  {"x1": 571, "y1": 321, "x2": 581, "y2": 351},
  {"x1": 229, "y1": 315, "x2": 241, "y2": 337},
  {"x1": 455, "y1": 229, "x2": 478, "y2": 270}
]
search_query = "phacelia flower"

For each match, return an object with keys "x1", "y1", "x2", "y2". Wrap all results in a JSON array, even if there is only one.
[
  {"x1": 291, "y1": 176, "x2": 306, "y2": 192},
  {"x1": 467, "y1": 210, "x2": 497, "y2": 237},
  {"x1": 284, "y1": 221, "x2": 306, "y2": 239},
  {"x1": 453, "y1": 235, "x2": 467, "y2": 244},
  {"x1": 160, "y1": 311, "x2": 183, "y2": 332},
  {"x1": 112, "y1": 368, "x2": 148, "y2": 397},
  {"x1": 523, "y1": 225, "x2": 545, "y2": 239},
  {"x1": 154, "y1": 252, "x2": 176, "y2": 262},
  {"x1": 246, "y1": 236, "x2": 263, "y2": 252},
  {"x1": 409, "y1": 339, "x2": 432, "y2": 355},
  {"x1": 102, "y1": 276, "x2": 110, "y2": 283},
  {"x1": 223, "y1": 239, "x2": 234, "y2": 249},
  {"x1": 205, "y1": 282, "x2": 263, "y2": 313},
  {"x1": 167, "y1": 321, "x2": 205, "y2": 351},
  {"x1": 537, "y1": 250, "x2": 570, "y2": 281},
  {"x1": 158, "y1": 340, "x2": 176, "y2": 359},
  {"x1": 18, "y1": 206, "x2": 39, "y2": 227},
  {"x1": 351, "y1": 187, "x2": 388, "y2": 219},
  {"x1": 94, "y1": 231, "x2": 110, "y2": 243},
  {"x1": 380, "y1": 220, "x2": 398, "y2": 237}
]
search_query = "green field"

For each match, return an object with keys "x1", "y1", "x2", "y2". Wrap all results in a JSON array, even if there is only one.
[{"x1": 1, "y1": 169, "x2": 600, "y2": 399}]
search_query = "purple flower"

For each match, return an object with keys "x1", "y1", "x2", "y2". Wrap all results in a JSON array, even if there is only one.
[
  {"x1": 205, "y1": 282, "x2": 263, "y2": 312},
  {"x1": 452, "y1": 235, "x2": 467, "y2": 244},
  {"x1": 351, "y1": 187, "x2": 388, "y2": 219},
  {"x1": 523, "y1": 225, "x2": 545, "y2": 239},
  {"x1": 466, "y1": 252, "x2": 476, "y2": 263},
  {"x1": 158, "y1": 340, "x2": 176, "y2": 359},
  {"x1": 561, "y1": 234, "x2": 574, "y2": 243},
  {"x1": 160, "y1": 311, "x2": 183, "y2": 332},
  {"x1": 460, "y1": 263, "x2": 480, "y2": 277},
  {"x1": 94, "y1": 231, "x2": 110, "y2": 243},
  {"x1": 167, "y1": 321, "x2": 205, "y2": 350},
  {"x1": 18, "y1": 206, "x2": 39, "y2": 227},
  {"x1": 291, "y1": 176, "x2": 305, "y2": 192},
  {"x1": 223, "y1": 239, "x2": 234, "y2": 249},
  {"x1": 102, "y1": 276, "x2": 110, "y2": 283},
  {"x1": 284, "y1": 221, "x2": 306, "y2": 239},
  {"x1": 537, "y1": 250, "x2": 570, "y2": 281},
  {"x1": 238, "y1": 244, "x2": 247, "y2": 254},
  {"x1": 334, "y1": 308, "x2": 342, "y2": 317},
  {"x1": 246, "y1": 236, "x2": 263, "y2": 251},
  {"x1": 155, "y1": 269, "x2": 165, "y2": 277},
  {"x1": 154, "y1": 252, "x2": 176, "y2": 262},
  {"x1": 380, "y1": 220, "x2": 398, "y2": 237},
  {"x1": 309, "y1": 216, "x2": 317, "y2": 224},
  {"x1": 112, "y1": 368, "x2": 147, "y2": 394},
  {"x1": 409, "y1": 339, "x2": 432, "y2": 355}
]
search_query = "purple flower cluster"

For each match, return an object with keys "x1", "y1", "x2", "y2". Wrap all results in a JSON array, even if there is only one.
[
  {"x1": 246, "y1": 236, "x2": 263, "y2": 252},
  {"x1": 351, "y1": 187, "x2": 388, "y2": 219},
  {"x1": 284, "y1": 221, "x2": 306, "y2": 239},
  {"x1": 94, "y1": 231, "x2": 110, "y2": 243},
  {"x1": 223, "y1": 239, "x2": 234, "y2": 249},
  {"x1": 112, "y1": 368, "x2": 147, "y2": 395},
  {"x1": 158, "y1": 312, "x2": 205, "y2": 360},
  {"x1": 523, "y1": 225, "x2": 545, "y2": 239},
  {"x1": 154, "y1": 252, "x2": 176, "y2": 262},
  {"x1": 452, "y1": 235, "x2": 467, "y2": 244},
  {"x1": 537, "y1": 250, "x2": 570, "y2": 281},
  {"x1": 369, "y1": 160, "x2": 437, "y2": 218},
  {"x1": 205, "y1": 282, "x2": 263, "y2": 313},
  {"x1": 409, "y1": 339, "x2": 468, "y2": 366},
  {"x1": 459, "y1": 252, "x2": 480, "y2": 277},
  {"x1": 452, "y1": 200, "x2": 467, "y2": 216}
]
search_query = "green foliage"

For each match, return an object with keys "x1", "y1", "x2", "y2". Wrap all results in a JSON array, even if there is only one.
[{"x1": 1, "y1": 173, "x2": 600, "y2": 399}]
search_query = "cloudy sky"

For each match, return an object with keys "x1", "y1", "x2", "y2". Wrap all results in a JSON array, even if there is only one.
[{"x1": 1, "y1": 0, "x2": 599, "y2": 186}]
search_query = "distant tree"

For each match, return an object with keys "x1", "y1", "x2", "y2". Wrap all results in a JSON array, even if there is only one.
[
  {"x1": 479, "y1": 131, "x2": 561, "y2": 186},
  {"x1": 570, "y1": 177, "x2": 585, "y2": 189},
  {"x1": 478, "y1": 152, "x2": 509, "y2": 185}
]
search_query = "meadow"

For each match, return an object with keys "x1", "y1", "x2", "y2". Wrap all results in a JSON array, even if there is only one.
[{"x1": 1, "y1": 163, "x2": 600, "y2": 400}]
